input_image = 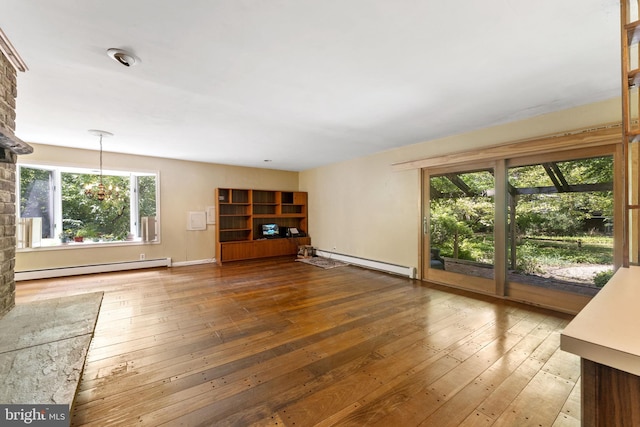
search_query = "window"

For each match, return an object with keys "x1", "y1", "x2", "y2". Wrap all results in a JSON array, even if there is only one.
[
  {"x1": 507, "y1": 155, "x2": 614, "y2": 294},
  {"x1": 423, "y1": 146, "x2": 619, "y2": 309},
  {"x1": 17, "y1": 164, "x2": 158, "y2": 247},
  {"x1": 429, "y1": 169, "x2": 495, "y2": 279}
]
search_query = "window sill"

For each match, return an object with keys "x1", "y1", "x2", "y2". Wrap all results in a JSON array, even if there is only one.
[{"x1": 17, "y1": 238, "x2": 160, "y2": 252}]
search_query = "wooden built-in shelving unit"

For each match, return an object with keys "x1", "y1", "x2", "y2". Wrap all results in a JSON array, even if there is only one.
[
  {"x1": 215, "y1": 188, "x2": 310, "y2": 263},
  {"x1": 621, "y1": 0, "x2": 640, "y2": 266}
]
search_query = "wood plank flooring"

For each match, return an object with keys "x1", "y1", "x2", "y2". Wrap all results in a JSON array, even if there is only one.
[{"x1": 15, "y1": 257, "x2": 581, "y2": 426}]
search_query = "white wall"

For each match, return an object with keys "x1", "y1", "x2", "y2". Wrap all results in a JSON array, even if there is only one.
[
  {"x1": 16, "y1": 143, "x2": 299, "y2": 272},
  {"x1": 300, "y1": 97, "x2": 623, "y2": 273}
]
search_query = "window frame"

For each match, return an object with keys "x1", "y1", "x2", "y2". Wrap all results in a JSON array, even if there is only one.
[{"x1": 17, "y1": 162, "x2": 160, "y2": 250}]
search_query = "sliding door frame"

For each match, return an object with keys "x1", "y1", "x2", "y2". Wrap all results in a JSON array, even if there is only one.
[
  {"x1": 423, "y1": 160, "x2": 498, "y2": 296},
  {"x1": 417, "y1": 125, "x2": 623, "y2": 314}
]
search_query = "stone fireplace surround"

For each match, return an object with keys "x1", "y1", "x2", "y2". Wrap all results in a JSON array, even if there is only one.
[{"x1": 0, "y1": 35, "x2": 32, "y2": 317}]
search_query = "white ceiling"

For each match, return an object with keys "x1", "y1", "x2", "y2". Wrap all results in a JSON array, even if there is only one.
[{"x1": 1, "y1": 0, "x2": 621, "y2": 171}]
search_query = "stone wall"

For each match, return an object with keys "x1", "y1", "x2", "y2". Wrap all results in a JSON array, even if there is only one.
[
  {"x1": 0, "y1": 50, "x2": 17, "y2": 131},
  {"x1": 0, "y1": 48, "x2": 18, "y2": 317}
]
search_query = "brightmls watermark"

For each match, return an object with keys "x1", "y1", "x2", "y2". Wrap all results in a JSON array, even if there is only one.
[{"x1": 1, "y1": 405, "x2": 68, "y2": 426}]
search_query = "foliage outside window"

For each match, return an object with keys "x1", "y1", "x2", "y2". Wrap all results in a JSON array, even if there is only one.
[
  {"x1": 18, "y1": 164, "x2": 158, "y2": 247},
  {"x1": 428, "y1": 155, "x2": 614, "y2": 290},
  {"x1": 62, "y1": 173, "x2": 131, "y2": 241},
  {"x1": 430, "y1": 170, "x2": 495, "y2": 279},
  {"x1": 507, "y1": 156, "x2": 614, "y2": 287}
]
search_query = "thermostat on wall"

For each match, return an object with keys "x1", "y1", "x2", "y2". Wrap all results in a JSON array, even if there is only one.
[{"x1": 187, "y1": 211, "x2": 206, "y2": 230}]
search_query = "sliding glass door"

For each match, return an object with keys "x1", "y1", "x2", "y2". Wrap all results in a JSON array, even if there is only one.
[
  {"x1": 506, "y1": 152, "x2": 617, "y2": 304},
  {"x1": 424, "y1": 163, "x2": 496, "y2": 294},
  {"x1": 422, "y1": 145, "x2": 621, "y2": 312}
]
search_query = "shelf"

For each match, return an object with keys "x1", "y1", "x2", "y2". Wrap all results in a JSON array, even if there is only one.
[
  {"x1": 620, "y1": 0, "x2": 640, "y2": 271},
  {"x1": 626, "y1": 20, "x2": 640, "y2": 45},
  {"x1": 252, "y1": 190, "x2": 277, "y2": 204},
  {"x1": 253, "y1": 206, "x2": 277, "y2": 215},
  {"x1": 217, "y1": 188, "x2": 251, "y2": 204},
  {"x1": 215, "y1": 188, "x2": 309, "y2": 263},
  {"x1": 628, "y1": 69, "x2": 640, "y2": 87},
  {"x1": 281, "y1": 192, "x2": 294, "y2": 204},
  {"x1": 623, "y1": 128, "x2": 640, "y2": 143},
  {"x1": 219, "y1": 203, "x2": 250, "y2": 217},
  {"x1": 281, "y1": 205, "x2": 304, "y2": 215}
]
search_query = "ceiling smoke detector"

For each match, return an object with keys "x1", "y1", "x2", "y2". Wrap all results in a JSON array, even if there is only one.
[{"x1": 107, "y1": 48, "x2": 140, "y2": 67}]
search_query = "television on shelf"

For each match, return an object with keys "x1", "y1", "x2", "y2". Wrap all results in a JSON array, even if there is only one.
[{"x1": 261, "y1": 223, "x2": 279, "y2": 237}]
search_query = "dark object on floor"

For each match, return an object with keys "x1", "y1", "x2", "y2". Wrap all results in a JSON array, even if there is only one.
[{"x1": 296, "y1": 256, "x2": 348, "y2": 269}]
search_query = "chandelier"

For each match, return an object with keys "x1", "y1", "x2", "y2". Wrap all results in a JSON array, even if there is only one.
[{"x1": 85, "y1": 129, "x2": 118, "y2": 201}]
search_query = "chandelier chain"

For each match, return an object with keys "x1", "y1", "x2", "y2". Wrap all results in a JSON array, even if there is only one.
[
  {"x1": 99, "y1": 134, "x2": 103, "y2": 186},
  {"x1": 85, "y1": 130, "x2": 116, "y2": 201}
]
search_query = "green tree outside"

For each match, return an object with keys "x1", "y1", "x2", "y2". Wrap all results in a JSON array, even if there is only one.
[
  {"x1": 62, "y1": 173, "x2": 131, "y2": 240},
  {"x1": 429, "y1": 155, "x2": 614, "y2": 286}
]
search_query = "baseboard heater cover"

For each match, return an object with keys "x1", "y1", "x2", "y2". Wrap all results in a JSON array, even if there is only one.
[
  {"x1": 315, "y1": 250, "x2": 416, "y2": 279},
  {"x1": 15, "y1": 258, "x2": 172, "y2": 281},
  {"x1": 171, "y1": 258, "x2": 216, "y2": 267}
]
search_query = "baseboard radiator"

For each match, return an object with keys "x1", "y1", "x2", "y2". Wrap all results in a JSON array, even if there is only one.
[
  {"x1": 15, "y1": 258, "x2": 172, "y2": 281},
  {"x1": 315, "y1": 250, "x2": 416, "y2": 279}
]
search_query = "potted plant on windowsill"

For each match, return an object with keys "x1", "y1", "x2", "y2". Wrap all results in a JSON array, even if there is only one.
[
  {"x1": 75, "y1": 225, "x2": 100, "y2": 243},
  {"x1": 62, "y1": 219, "x2": 83, "y2": 243},
  {"x1": 59, "y1": 230, "x2": 74, "y2": 244}
]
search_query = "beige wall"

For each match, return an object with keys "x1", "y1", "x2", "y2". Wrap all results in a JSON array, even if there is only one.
[
  {"x1": 16, "y1": 97, "x2": 624, "y2": 274},
  {"x1": 16, "y1": 143, "x2": 299, "y2": 271},
  {"x1": 300, "y1": 97, "x2": 623, "y2": 272}
]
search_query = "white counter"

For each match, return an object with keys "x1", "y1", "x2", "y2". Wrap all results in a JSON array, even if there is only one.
[{"x1": 561, "y1": 265, "x2": 640, "y2": 376}]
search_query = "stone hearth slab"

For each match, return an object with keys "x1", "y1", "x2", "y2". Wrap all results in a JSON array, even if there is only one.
[
  {"x1": 0, "y1": 335, "x2": 93, "y2": 404},
  {"x1": 0, "y1": 292, "x2": 103, "y2": 405},
  {"x1": 0, "y1": 292, "x2": 103, "y2": 354}
]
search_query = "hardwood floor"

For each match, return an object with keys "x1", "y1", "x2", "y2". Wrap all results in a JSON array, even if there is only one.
[{"x1": 15, "y1": 257, "x2": 581, "y2": 426}]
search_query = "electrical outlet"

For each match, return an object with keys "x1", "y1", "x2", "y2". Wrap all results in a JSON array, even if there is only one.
[{"x1": 140, "y1": 253, "x2": 145, "y2": 260}]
